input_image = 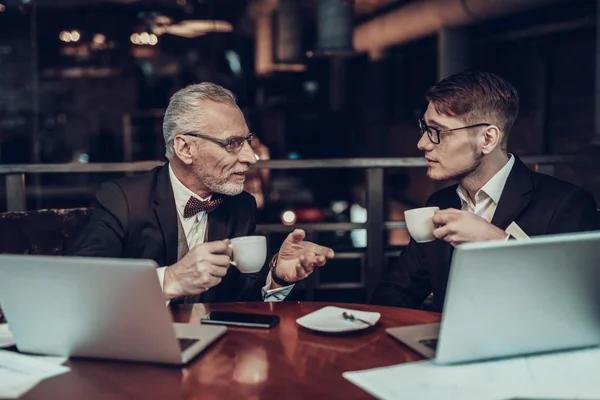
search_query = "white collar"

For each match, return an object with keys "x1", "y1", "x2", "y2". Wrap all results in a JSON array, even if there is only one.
[
  {"x1": 168, "y1": 164, "x2": 211, "y2": 219},
  {"x1": 456, "y1": 154, "x2": 515, "y2": 206}
]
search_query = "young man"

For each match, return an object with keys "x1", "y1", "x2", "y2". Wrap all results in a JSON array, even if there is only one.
[
  {"x1": 372, "y1": 71, "x2": 598, "y2": 311},
  {"x1": 69, "y1": 83, "x2": 334, "y2": 303}
]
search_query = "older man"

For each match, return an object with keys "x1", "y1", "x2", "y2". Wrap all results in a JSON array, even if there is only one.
[{"x1": 69, "y1": 83, "x2": 334, "y2": 303}]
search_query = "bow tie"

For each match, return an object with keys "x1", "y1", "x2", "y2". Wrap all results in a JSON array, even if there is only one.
[{"x1": 183, "y1": 196, "x2": 224, "y2": 218}]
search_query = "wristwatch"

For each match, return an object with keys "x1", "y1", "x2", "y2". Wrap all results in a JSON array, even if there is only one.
[{"x1": 269, "y1": 253, "x2": 291, "y2": 286}]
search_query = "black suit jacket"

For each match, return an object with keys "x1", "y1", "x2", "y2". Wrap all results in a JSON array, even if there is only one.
[
  {"x1": 372, "y1": 156, "x2": 599, "y2": 311},
  {"x1": 68, "y1": 164, "x2": 268, "y2": 303}
]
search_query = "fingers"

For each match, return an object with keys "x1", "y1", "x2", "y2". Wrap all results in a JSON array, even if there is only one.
[
  {"x1": 208, "y1": 265, "x2": 229, "y2": 278},
  {"x1": 197, "y1": 276, "x2": 221, "y2": 290},
  {"x1": 433, "y1": 210, "x2": 460, "y2": 225},
  {"x1": 311, "y1": 253, "x2": 327, "y2": 267},
  {"x1": 301, "y1": 242, "x2": 335, "y2": 266},
  {"x1": 297, "y1": 249, "x2": 331, "y2": 275},
  {"x1": 443, "y1": 237, "x2": 462, "y2": 247},
  {"x1": 198, "y1": 253, "x2": 230, "y2": 277},
  {"x1": 294, "y1": 263, "x2": 309, "y2": 280},
  {"x1": 197, "y1": 240, "x2": 233, "y2": 257},
  {"x1": 315, "y1": 245, "x2": 335, "y2": 259},
  {"x1": 207, "y1": 253, "x2": 232, "y2": 268},
  {"x1": 433, "y1": 225, "x2": 464, "y2": 247},
  {"x1": 223, "y1": 239, "x2": 233, "y2": 258},
  {"x1": 433, "y1": 224, "x2": 453, "y2": 240},
  {"x1": 301, "y1": 241, "x2": 335, "y2": 259},
  {"x1": 286, "y1": 229, "x2": 306, "y2": 245},
  {"x1": 299, "y1": 255, "x2": 315, "y2": 274}
]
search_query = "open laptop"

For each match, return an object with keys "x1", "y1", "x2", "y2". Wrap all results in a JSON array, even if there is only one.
[
  {"x1": 0, "y1": 254, "x2": 226, "y2": 365},
  {"x1": 387, "y1": 231, "x2": 600, "y2": 364}
]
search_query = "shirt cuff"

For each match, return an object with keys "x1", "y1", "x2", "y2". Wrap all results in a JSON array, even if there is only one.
[
  {"x1": 156, "y1": 267, "x2": 171, "y2": 306},
  {"x1": 262, "y1": 270, "x2": 294, "y2": 302},
  {"x1": 504, "y1": 233, "x2": 511, "y2": 242}
]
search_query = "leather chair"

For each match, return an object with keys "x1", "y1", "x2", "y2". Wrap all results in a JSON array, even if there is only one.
[{"x1": 0, "y1": 208, "x2": 91, "y2": 255}]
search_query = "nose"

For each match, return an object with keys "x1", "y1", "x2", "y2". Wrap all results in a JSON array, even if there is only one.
[
  {"x1": 417, "y1": 133, "x2": 434, "y2": 152},
  {"x1": 237, "y1": 140, "x2": 257, "y2": 165}
]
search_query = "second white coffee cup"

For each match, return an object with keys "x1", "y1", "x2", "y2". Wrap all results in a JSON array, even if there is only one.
[
  {"x1": 404, "y1": 206, "x2": 440, "y2": 243},
  {"x1": 229, "y1": 236, "x2": 267, "y2": 273}
]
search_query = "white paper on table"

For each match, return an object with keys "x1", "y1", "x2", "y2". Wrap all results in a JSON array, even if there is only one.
[
  {"x1": 0, "y1": 349, "x2": 70, "y2": 399},
  {"x1": 26, "y1": 354, "x2": 68, "y2": 365},
  {"x1": 0, "y1": 324, "x2": 15, "y2": 348},
  {"x1": 343, "y1": 347, "x2": 600, "y2": 400}
]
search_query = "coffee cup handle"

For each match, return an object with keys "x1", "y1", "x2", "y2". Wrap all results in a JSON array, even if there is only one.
[{"x1": 228, "y1": 243, "x2": 236, "y2": 266}]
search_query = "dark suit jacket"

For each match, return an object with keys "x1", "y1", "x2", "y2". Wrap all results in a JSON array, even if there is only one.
[
  {"x1": 372, "y1": 156, "x2": 599, "y2": 311},
  {"x1": 68, "y1": 164, "x2": 268, "y2": 303}
]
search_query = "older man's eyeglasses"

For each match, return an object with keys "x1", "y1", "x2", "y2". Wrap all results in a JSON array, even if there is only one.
[
  {"x1": 182, "y1": 132, "x2": 254, "y2": 152},
  {"x1": 418, "y1": 118, "x2": 491, "y2": 144}
]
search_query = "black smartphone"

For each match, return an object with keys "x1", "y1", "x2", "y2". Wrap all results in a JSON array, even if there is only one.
[{"x1": 200, "y1": 311, "x2": 280, "y2": 328}]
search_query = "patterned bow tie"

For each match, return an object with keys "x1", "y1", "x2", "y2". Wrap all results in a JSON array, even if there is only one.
[{"x1": 183, "y1": 196, "x2": 224, "y2": 218}]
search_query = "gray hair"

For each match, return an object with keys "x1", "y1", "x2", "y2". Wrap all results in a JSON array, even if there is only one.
[{"x1": 163, "y1": 82, "x2": 237, "y2": 159}]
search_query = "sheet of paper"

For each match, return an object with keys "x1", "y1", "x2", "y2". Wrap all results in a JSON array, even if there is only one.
[
  {"x1": 0, "y1": 349, "x2": 70, "y2": 398},
  {"x1": 0, "y1": 324, "x2": 15, "y2": 348},
  {"x1": 505, "y1": 222, "x2": 530, "y2": 240},
  {"x1": 26, "y1": 354, "x2": 68, "y2": 366},
  {"x1": 344, "y1": 347, "x2": 600, "y2": 400}
]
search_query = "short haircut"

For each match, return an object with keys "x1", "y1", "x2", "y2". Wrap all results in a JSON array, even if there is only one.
[
  {"x1": 163, "y1": 82, "x2": 237, "y2": 159},
  {"x1": 425, "y1": 71, "x2": 519, "y2": 147}
]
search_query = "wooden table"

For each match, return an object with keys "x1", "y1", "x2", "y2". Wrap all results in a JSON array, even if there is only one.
[{"x1": 22, "y1": 302, "x2": 440, "y2": 400}]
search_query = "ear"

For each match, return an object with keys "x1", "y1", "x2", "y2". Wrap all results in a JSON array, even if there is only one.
[
  {"x1": 173, "y1": 135, "x2": 194, "y2": 165},
  {"x1": 480, "y1": 125, "x2": 502, "y2": 155}
]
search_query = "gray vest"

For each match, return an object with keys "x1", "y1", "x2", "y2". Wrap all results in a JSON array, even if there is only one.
[{"x1": 176, "y1": 215, "x2": 189, "y2": 262}]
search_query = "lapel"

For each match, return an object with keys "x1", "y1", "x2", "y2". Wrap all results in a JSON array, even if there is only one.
[
  {"x1": 153, "y1": 164, "x2": 179, "y2": 267},
  {"x1": 490, "y1": 156, "x2": 534, "y2": 231},
  {"x1": 441, "y1": 187, "x2": 462, "y2": 210}
]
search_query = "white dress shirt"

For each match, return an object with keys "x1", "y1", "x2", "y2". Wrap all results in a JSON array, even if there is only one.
[
  {"x1": 157, "y1": 165, "x2": 293, "y2": 302},
  {"x1": 456, "y1": 154, "x2": 515, "y2": 225}
]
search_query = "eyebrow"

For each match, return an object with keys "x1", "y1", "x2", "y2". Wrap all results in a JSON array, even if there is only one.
[
  {"x1": 228, "y1": 132, "x2": 252, "y2": 139},
  {"x1": 426, "y1": 118, "x2": 449, "y2": 130},
  {"x1": 217, "y1": 129, "x2": 249, "y2": 139}
]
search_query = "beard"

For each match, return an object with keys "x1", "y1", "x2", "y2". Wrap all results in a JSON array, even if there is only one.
[
  {"x1": 447, "y1": 149, "x2": 483, "y2": 182},
  {"x1": 428, "y1": 146, "x2": 483, "y2": 182},
  {"x1": 206, "y1": 177, "x2": 245, "y2": 196},
  {"x1": 193, "y1": 164, "x2": 245, "y2": 196}
]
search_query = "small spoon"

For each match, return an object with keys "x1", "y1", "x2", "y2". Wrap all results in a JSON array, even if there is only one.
[{"x1": 342, "y1": 311, "x2": 374, "y2": 326}]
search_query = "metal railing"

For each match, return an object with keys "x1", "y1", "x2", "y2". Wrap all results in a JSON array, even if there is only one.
[{"x1": 0, "y1": 155, "x2": 592, "y2": 299}]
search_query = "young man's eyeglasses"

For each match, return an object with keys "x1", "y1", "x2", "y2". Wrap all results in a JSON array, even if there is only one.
[
  {"x1": 418, "y1": 118, "x2": 491, "y2": 144},
  {"x1": 182, "y1": 132, "x2": 254, "y2": 152}
]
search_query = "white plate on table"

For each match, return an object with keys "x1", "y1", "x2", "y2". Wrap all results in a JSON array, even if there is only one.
[{"x1": 296, "y1": 306, "x2": 381, "y2": 333}]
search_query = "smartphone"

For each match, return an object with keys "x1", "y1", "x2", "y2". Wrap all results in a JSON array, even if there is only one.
[{"x1": 200, "y1": 311, "x2": 280, "y2": 329}]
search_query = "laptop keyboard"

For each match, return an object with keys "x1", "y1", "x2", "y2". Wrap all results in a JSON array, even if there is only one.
[
  {"x1": 419, "y1": 338, "x2": 438, "y2": 351},
  {"x1": 178, "y1": 338, "x2": 200, "y2": 352}
]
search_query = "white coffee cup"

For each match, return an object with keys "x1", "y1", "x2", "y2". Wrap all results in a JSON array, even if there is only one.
[
  {"x1": 404, "y1": 207, "x2": 440, "y2": 243},
  {"x1": 229, "y1": 236, "x2": 267, "y2": 273}
]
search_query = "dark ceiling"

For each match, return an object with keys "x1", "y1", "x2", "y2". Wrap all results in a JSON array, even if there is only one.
[{"x1": 1, "y1": 0, "x2": 412, "y2": 24}]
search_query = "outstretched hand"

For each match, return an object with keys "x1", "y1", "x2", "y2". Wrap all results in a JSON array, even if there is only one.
[{"x1": 274, "y1": 229, "x2": 335, "y2": 285}]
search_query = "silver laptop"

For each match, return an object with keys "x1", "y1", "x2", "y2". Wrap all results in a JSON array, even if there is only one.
[
  {"x1": 0, "y1": 254, "x2": 226, "y2": 365},
  {"x1": 387, "y1": 231, "x2": 600, "y2": 364}
]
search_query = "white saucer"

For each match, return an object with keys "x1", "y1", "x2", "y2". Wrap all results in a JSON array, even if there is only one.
[{"x1": 296, "y1": 306, "x2": 381, "y2": 333}]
